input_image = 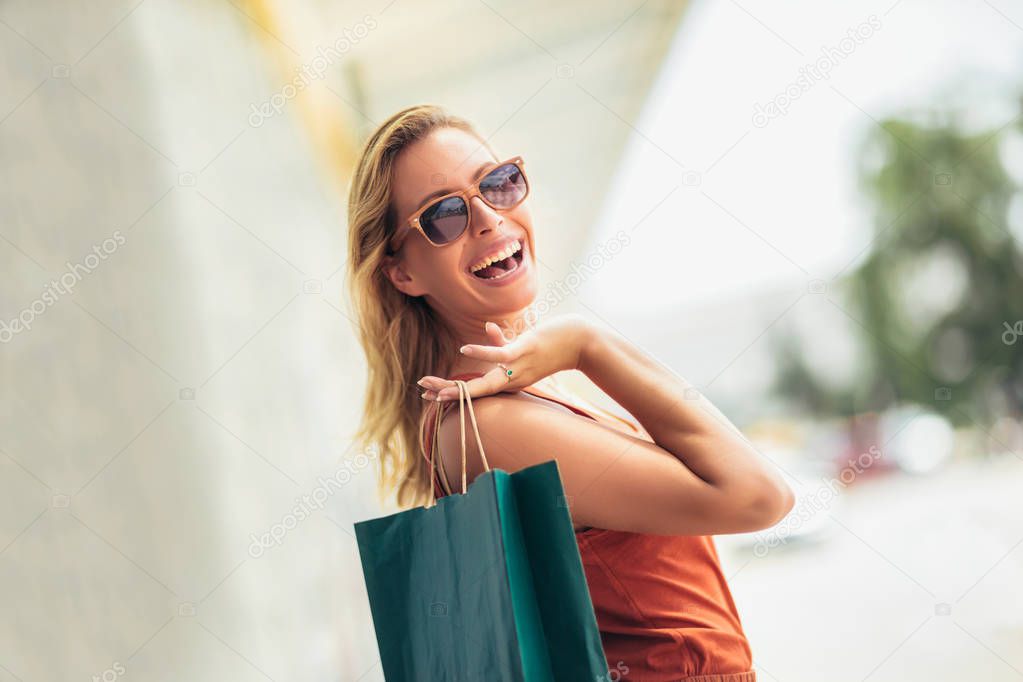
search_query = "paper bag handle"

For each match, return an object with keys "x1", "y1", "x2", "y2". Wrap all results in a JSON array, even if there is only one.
[{"x1": 428, "y1": 379, "x2": 491, "y2": 504}]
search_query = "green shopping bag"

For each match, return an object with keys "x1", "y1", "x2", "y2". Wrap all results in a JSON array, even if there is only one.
[{"x1": 354, "y1": 380, "x2": 608, "y2": 681}]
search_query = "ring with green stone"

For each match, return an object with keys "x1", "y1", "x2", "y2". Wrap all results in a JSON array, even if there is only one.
[{"x1": 496, "y1": 363, "x2": 513, "y2": 380}]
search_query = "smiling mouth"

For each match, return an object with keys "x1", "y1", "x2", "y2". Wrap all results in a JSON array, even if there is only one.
[{"x1": 469, "y1": 242, "x2": 524, "y2": 280}]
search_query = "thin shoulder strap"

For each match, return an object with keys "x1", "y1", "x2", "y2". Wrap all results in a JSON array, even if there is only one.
[{"x1": 524, "y1": 376, "x2": 644, "y2": 433}]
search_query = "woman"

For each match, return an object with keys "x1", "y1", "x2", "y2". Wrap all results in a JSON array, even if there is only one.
[{"x1": 346, "y1": 103, "x2": 794, "y2": 681}]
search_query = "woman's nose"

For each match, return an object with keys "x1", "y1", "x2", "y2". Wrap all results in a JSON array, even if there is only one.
[{"x1": 469, "y1": 195, "x2": 501, "y2": 236}]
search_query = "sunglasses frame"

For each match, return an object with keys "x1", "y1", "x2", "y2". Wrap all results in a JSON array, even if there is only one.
[{"x1": 388, "y1": 155, "x2": 528, "y2": 252}]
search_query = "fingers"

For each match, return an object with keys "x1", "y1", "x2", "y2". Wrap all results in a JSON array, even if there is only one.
[
  {"x1": 418, "y1": 376, "x2": 453, "y2": 401},
  {"x1": 416, "y1": 320, "x2": 517, "y2": 400},
  {"x1": 459, "y1": 338, "x2": 518, "y2": 363},
  {"x1": 437, "y1": 368, "x2": 508, "y2": 400},
  {"x1": 484, "y1": 321, "x2": 508, "y2": 346},
  {"x1": 418, "y1": 376, "x2": 454, "y2": 391},
  {"x1": 459, "y1": 321, "x2": 515, "y2": 361},
  {"x1": 418, "y1": 369, "x2": 509, "y2": 401}
]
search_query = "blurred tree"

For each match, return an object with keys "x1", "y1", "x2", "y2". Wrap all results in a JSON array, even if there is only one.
[
  {"x1": 774, "y1": 104, "x2": 1023, "y2": 425},
  {"x1": 771, "y1": 329, "x2": 855, "y2": 417}
]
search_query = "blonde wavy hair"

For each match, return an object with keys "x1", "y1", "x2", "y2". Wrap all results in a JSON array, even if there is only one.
[{"x1": 345, "y1": 104, "x2": 498, "y2": 509}]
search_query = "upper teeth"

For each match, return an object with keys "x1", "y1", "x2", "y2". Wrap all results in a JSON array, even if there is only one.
[{"x1": 470, "y1": 240, "x2": 521, "y2": 273}]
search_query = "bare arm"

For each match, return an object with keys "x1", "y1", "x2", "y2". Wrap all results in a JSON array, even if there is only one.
[
  {"x1": 424, "y1": 316, "x2": 795, "y2": 535},
  {"x1": 576, "y1": 324, "x2": 795, "y2": 530}
]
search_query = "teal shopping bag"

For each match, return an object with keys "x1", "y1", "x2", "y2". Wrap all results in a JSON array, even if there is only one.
[{"x1": 354, "y1": 381, "x2": 608, "y2": 681}]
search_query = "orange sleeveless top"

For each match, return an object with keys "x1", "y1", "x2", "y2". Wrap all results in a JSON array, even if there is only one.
[{"x1": 421, "y1": 373, "x2": 755, "y2": 680}]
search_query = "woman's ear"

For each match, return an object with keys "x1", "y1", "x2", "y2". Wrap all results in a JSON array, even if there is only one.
[{"x1": 381, "y1": 254, "x2": 427, "y2": 297}]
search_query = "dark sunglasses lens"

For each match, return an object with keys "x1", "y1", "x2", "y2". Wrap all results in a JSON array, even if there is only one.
[
  {"x1": 420, "y1": 196, "x2": 468, "y2": 244},
  {"x1": 479, "y1": 163, "x2": 527, "y2": 208}
]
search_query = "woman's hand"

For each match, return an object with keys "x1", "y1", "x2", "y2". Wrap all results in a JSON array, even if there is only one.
[{"x1": 418, "y1": 313, "x2": 596, "y2": 401}]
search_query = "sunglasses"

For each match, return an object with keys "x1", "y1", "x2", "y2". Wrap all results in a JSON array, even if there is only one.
[{"x1": 388, "y1": 156, "x2": 529, "y2": 251}]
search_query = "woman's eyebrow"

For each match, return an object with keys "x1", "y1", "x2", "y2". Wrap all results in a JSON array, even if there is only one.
[{"x1": 413, "y1": 161, "x2": 492, "y2": 211}]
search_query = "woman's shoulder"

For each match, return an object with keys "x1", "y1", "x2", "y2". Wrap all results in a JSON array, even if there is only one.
[
  {"x1": 430, "y1": 387, "x2": 540, "y2": 492},
  {"x1": 432, "y1": 385, "x2": 540, "y2": 442},
  {"x1": 436, "y1": 371, "x2": 642, "y2": 435}
]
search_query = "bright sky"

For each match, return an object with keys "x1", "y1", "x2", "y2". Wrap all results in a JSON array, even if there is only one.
[{"x1": 582, "y1": 0, "x2": 1023, "y2": 315}]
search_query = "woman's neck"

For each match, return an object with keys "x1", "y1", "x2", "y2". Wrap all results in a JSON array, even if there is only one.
[{"x1": 441, "y1": 307, "x2": 537, "y2": 379}]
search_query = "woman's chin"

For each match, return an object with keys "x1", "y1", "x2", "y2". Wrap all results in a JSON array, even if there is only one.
[{"x1": 467, "y1": 268, "x2": 538, "y2": 313}]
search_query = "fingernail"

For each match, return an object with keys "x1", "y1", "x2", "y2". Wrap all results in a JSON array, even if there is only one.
[
  {"x1": 459, "y1": 346, "x2": 468, "y2": 354},
  {"x1": 416, "y1": 378, "x2": 426, "y2": 387}
]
